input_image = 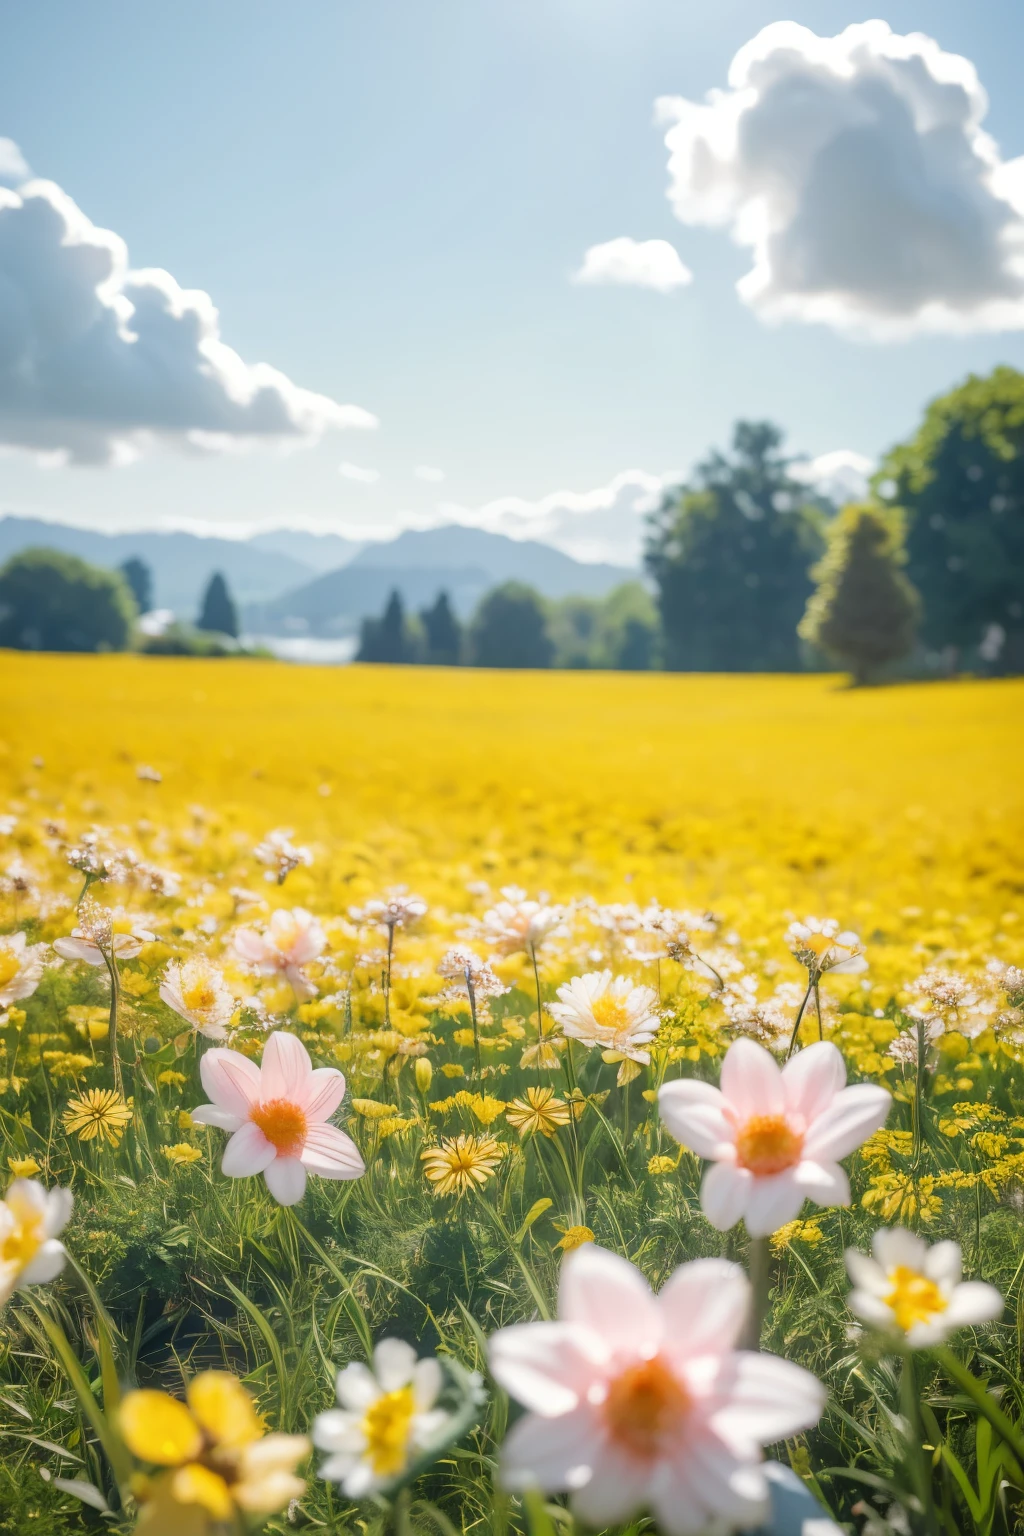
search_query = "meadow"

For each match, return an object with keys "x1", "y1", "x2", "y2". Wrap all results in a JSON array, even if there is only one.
[{"x1": 0, "y1": 653, "x2": 1023, "y2": 1536}]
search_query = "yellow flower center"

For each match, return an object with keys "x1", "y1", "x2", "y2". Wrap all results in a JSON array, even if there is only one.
[
  {"x1": 590, "y1": 994, "x2": 629, "y2": 1032},
  {"x1": 250, "y1": 1099, "x2": 308, "y2": 1156},
  {"x1": 604, "y1": 1356, "x2": 690, "y2": 1462},
  {"x1": 182, "y1": 978, "x2": 218, "y2": 1012},
  {"x1": 885, "y1": 1265, "x2": 948, "y2": 1332},
  {"x1": 1, "y1": 1206, "x2": 44, "y2": 1269},
  {"x1": 0, "y1": 952, "x2": 21, "y2": 987},
  {"x1": 803, "y1": 932, "x2": 833, "y2": 957},
  {"x1": 272, "y1": 915, "x2": 300, "y2": 954},
  {"x1": 362, "y1": 1384, "x2": 416, "y2": 1477},
  {"x1": 735, "y1": 1114, "x2": 804, "y2": 1176}
]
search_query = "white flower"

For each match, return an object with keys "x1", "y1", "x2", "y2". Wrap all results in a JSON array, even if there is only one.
[
  {"x1": 313, "y1": 1338, "x2": 451, "y2": 1496},
  {"x1": 887, "y1": 1018, "x2": 943, "y2": 1065},
  {"x1": 53, "y1": 903, "x2": 155, "y2": 966},
  {"x1": 350, "y1": 891, "x2": 428, "y2": 931},
  {"x1": 489, "y1": 1244, "x2": 825, "y2": 1535},
  {"x1": 0, "y1": 932, "x2": 48, "y2": 1007},
  {"x1": 846, "y1": 1230, "x2": 1003, "y2": 1347},
  {"x1": 436, "y1": 948, "x2": 508, "y2": 1001},
  {"x1": 190, "y1": 1031, "x2": 364, "y2": 1205},
  {"x1": 254, "y1": 828, "x2": 313, "y2": 885},
  {"x1": 658, "y1": 1039, "x2": 891, "y2": 1237},
  {"x1": 785, "y1": 917, "x2": 867, "y2": 979},
  {"x1": 0, "y1": 1179, "x2": 73, "y2": 1308},
  {"x1": 469, "y1": 889, "x2": 563, "y2": 958},
  {"x1": 548, "y1": 971, "x2": 661, "y2": 1063},
  {"x1": 159, "y1": 956, "x2": 236, "y2": 1041},
  {"x1": 232, "y1": 907, "x2": 326, "y2": 999}
]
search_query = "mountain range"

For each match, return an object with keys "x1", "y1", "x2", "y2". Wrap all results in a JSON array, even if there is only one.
[{"x1": 0, "y1": 515, "x2": 636, "y2": 636}]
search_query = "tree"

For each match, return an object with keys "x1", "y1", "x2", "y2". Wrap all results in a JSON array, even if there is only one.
[
  {"x1": 119, "y1": 557, "x2": 153, "y2": 615},
  {"x1": 645, "y1": 421, "x2": 822, "y2": 671},
  {"x1": 356, "y1": 590, "x2": 415, "y2": 663},
  {"x1": 468, "y1": 582, "x2": 553, "y2": 669},
  {"x1": 197, "y1": 572, "x2": 239, "y2": 638},
  {"x1": 0, "y1": 548, "x2": 136, "y2": 652},
  {"x1": 800, "y1": 504, "x2": 920, "y2": 684},
  {"x1": 876, "y1": 365, "x2": 1024, "y2": 672},
  {"x1": 420, "y1": 591, "x2": 462, "y2": 665}
]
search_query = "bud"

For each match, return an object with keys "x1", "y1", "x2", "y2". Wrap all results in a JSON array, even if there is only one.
[{"x1": 414, "y1": 1057, "x2": 433, "y2": 1095}]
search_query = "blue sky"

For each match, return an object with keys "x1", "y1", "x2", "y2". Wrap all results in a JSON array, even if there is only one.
[{"x1": 2, "y1": 0, "x2": 1024, "y2": 563}]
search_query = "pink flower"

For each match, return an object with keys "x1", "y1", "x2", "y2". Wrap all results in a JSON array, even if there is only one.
[
  {"x1": 232, "y1": 908, "x2": 326, "y2": 998},
  {"x1": 190, "y1": 1031, "x2": 364, "y2": 1206},
  {"x1": 489, "y1": 1244, "x2": 824, "y2": 1535},
  {"x1": 658, "y1": 1039, "x2": 891, "y2": 1237}
]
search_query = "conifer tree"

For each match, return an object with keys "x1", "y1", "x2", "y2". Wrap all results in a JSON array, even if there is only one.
[
  {"x1": 799, "y1": 504, "x2": 920, "y2": 684},
  {"x1": 420, "y1": 591, "x2": 462, "y2": 665},
  {"x1": 197, "y1": 571, "x2": 239, "y2": 637}
]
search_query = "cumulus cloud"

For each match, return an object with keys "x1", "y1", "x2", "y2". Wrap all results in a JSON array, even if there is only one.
[
  {"x1": 657, "y1": 21, "x2": 1024, "y2": 337},
  {"x1": 439, "y1": 469, "x2": 673, "y2": 566},
  {"x1": 339, "y1": 462, "x2": 380, "y2": 483},
  {"x1": 573, "y1": 237, "x2": 692, "y2": 293},
  {"x1": 0, "y1": 139, "x2": 30, "y2": 187},
  {"x1": 790, "y1": 449, "x2": 874, "y2": 506},
  {"x1": 0, "y1": 147, "x2": 377, "y2": 464},
  {"x1": 414, "y1": 465, "x2": 445, "y2": 482}
]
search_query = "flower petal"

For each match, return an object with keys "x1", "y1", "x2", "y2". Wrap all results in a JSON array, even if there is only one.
[
  {"x1": 707, "y1": 1351, "x2": 826, "y2": 1451},
  {"x1": 500, "y1": 1405, "x2": 599, "y2": 1493},
  {"x1": 872, "y1": 1227, "x2": 928, "y2": 1273},
  {"x1": 700, "y1": 1161, "x2": 753, "y2": 1231},
  {"x1": 720, "y1": 1038, "x2": 785, "y2": 1119},
  {"x1": 263, "y1": 1156, "x2": 307, "y2": 1205},
  {"x1": 657, "y1": 1258, "x2": 751, "y2": 1358},
  {"x1": 658, "y1": 1080, "x2": 735, "y2": 1159},
  {"x1": 190, "y1": 1104, "x2": 244, "y2": 1132},
  {"x1": 489, "y1": 1321, "x2": 605, "y2": 1416},
  {"x1": 802, "y1": 1083, "x2": 891, "y2": 1162},
  {"x1": 19, "y1": 1240, "x2": 67, "y2": 1288},
  {"x1": 558, "y1": 1243, "x2": 661, "y2": 1356},
  {"x1": 782, "y1": 1041, "x2": 846, "y2": 1124},
  {"x1": 312, "y1": 1408, "x2": 364, "y2": 1454},
  {"x1": 43, "y1": 1187, "x2": 74, "y2": 1239},
  {"x1": 303, "y1": 1066, "x2": 347, "y2": 1123},
  {"x1": 942, "y1": 1282, "x2": 1004, "y2": 1330},
  {"x1": 742, "y1": 1170, "x2": 806, "y2": 1238},
  {"x1": 570, "y1": 1444, "x2": 650, "y2": 1526},
  {"x1": 335, "y1": 1362, "x2": 382, "y2": 1412},
  {"x1": 260, "y1": 1032, "x2": 312, "y2": 1101},
  {"x1": 373, "y1": 1338, "x2": 417, "y2": 1392},
  {"x1": 300, "y1": 1124, "x2": 365, "y2": 1180},
  {"x1": 793, "y1": 1158, "x2": 850, "y2": 1209},
  {"x1": 221, "y1": 1122, "x2": 275, "y2": 1177},
  {"x1": 924, "y1": 1241, "x2": 962, "y2": 1288},
  {"x1": 844, "y1": 1248, "x2": 886, "y2": 1293},
  {"x1": 200, "y1": 1048, "x2": 262, "y2": 1119}
]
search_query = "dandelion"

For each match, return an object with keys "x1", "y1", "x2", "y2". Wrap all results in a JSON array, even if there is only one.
[
  {"x1": 163, "y1": 1143, "x2": 203, "y2": 1167},
  {"x1": 190, "y1": 1030, "x2": 364, "y2": 1206},
  {"x1": 553, "y1": 1223, "x2": 595, "y2": 1251},
  {"x1": 159, "y1": 956, "x2": 235, "y2": 1041},
  {"x1": 658, "y1": 1039, "x2": 891, "y2": 1236},
  {"x1": 313, "y1": 1338, "x2": 452, "y2": 1496},
  {"x1": 421, "y1": 1134, "x2": 501, "y2": 1196},
  {"x1": 253, "y1": 828, "x2": 313, "y2": 885},
  {"x1": 119, "y1": 1370, "x2": 308, "y2": 1531},
  {"x1": 846, "y1": 1230, "x2": 1003, "y2": 1346},
  {"x1": 231, "y1": 908, "x2": 326, "y2": 1000},
  {"x1": 0, "y1": 1178, "x2": 73, "y2": 1308},
  {"x1": 488, "y1": 1243, "x2": 824, "y2": 1534},
  {"x1": 7, "y1": 1156, "x2": 40, "y2": 1178},
  {"x1": 548, "y1": 971, "x2": 661, "y2": 1063},
  {"x1": 506, "y1": 1087, "x2": 570, "y2": 1138},
  {"x1": 63, "y1": 1089, "x2": 134, "y2": 1147},
  {"x1": 0, "y1": 932, "x2": 47, "y2": 1008}
]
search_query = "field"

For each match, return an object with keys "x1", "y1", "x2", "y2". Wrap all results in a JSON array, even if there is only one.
[{"x1": 1, "y1": 654, "x2": 1023, "y2": 1536}]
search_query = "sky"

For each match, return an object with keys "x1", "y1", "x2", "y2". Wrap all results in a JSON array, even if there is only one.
[{"x1": 2, "y1": 0, "x2": 1024, "y2": 566}]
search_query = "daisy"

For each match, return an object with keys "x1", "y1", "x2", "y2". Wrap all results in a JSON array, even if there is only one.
[
  {"x1": 658, "y1": 1039, "x2": 891, "y2": 1237},
  {"x1": 489, "y1": 1243, "x2": 825, "y2": 1535},
  {"x1": 436, "y1": 948, "x2": 508, "y2": 1001},
  {"x1": 0, "y1": 932, "x2": 48, "y2": 1008},
  {"x1": 190, "y1": 1031, "x2": 364, "y2": 1206},
  {"x1": 231, "y1": 908, "x2": 326, "y2": 999},
  {"x1": 63, "y1": 1088, "x2": 134, "y2": 1147},
  {"x1": 253, "y1": 828, "x2": 313, "y2": 886},
  {"x1": 53, "y1": 901, "x2": 155, "y2": 966},
  {"x1": 159, "y1": 956, "x2": 236, "y2": 1041},
  {"x1": 421, "y1": 1134, "x2": 501, "y2": 1196},
  {"x1": 469, "y1": 889, "x2": 562, "y2": 959},
  {"x1": 0, "y1": 1178, "x2": 73, "y2": 1308},
  {"x1": 785, "y1": 918, "x2": 867, "y2": 981},
  {"x1": 548, "y1": 972, "x2": 661, "y2": 1063},
  {"x1": 506, "y1": 1087, "x2": 571, "y2": 1139},
  {"x1": 313, "y1": 1338, "x2": 452, "y2": 1496},
  {"x1": 350, "y1": 891, "x2": 428, "y2": 932},
  {"x1": 846, "y1": 1229, "x2": 1003, "y2": 1347}
]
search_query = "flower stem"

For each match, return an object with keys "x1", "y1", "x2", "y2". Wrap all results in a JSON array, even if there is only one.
[
  {"x1": 467, "y1": 970, "x2": 481, "y2": 1079},
  {"x1": 899, "y1": 1352, "x2": 939, "y2": 1535},
  {"x1": 384, "y1": 921, "x2": 395, "y2": 1028},
  {"x1": 786, "y1": 979, "x2": 815, "y2": 1059},
  {"x1": 743, "y1": 1235, "x2": 771, "y2": 1350},
  {"x1": 102, "y1": 947, "x2": 122, "y2": 1095}
]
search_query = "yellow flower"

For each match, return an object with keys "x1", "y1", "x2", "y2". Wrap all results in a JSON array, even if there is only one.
[
  {"x1": 157, "y1": 1070, "x2": 188, "y2": 1088},
  {"x1": 414, "y1": 1058, "x2": 433, "y2": 1094},
  {"x1": 177, "y1": 1110, "x2": 195, "y2": 1132},
  {"x1": 378, "y1": 1116, "x2": 418, "y2": 1138},
  {"x1": 440, "y1": 1063, "x2": 465, "y2": 1079},
  {"x1": 43, "y1": 1051, "x2": 94, "y2": 1081},
  {"x1": 421, "y1": 1134, "x2": 501, "y2": 1196},
  {"x1": 351, "y1": 1099, "x2": 399, "y2": 1119},
  {"x1": 120, "y1": 1371, "x2": 308, "y2": 1533},
  {"x1": 7, "y1": 1156, "x2": 40, "y2": 1178},
  {"x1": 770, "y1": 1219, "x2": 824, "y2": 1255},
  {"x1": 554, "y1": 1224, "x2": 595, "y2": 1251},
  {"x1": 469, "y1": 1093, "x2": 507, "y2": 1127},
  {"x1": 647, "y1": 1154, "x2": 678, "y2": 1175},
  {"x1": 862, "y1": 1172, "x2": 942, "y2": 1223},
  {"x1": 62, "y1": 1089, "x2": 134, "y2": 1147},
  {"x1": 163, "y1": 1143, "x2": 203, "y2": 1167},
  {"x1": 506, "y1": 1087, "x2": 571, "y2": 1139}
]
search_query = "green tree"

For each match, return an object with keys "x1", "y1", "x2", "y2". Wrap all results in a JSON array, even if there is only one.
[
  {"x1": 545, "y1": 582, "x2": 660, "y2": 670},
  {"x1": 876, "y1": 364, "x2": 1024, "y2": 672},
  {"x1": 645, "y1": 421, "x2": 822, "y2": 671},
  {"x1": 420, "y1": 591, "x2": 462, "y2": 665},
  {"x1": 0, "y1": 548, "x2": 136, "y2": 652},
  {"x1": 800, "y1": 504, "x2": 920, "y2": 685},
  {"x1": 468, "y1": 582, "x2": 553, "y2": 669},
  {"x1": 119, "y1": 556, "x2": 153, "y2": 614},
  {"x1": 356, "y1": 589, "x2": 416, "y2": 663},
  {"x1": 197, "y1": 572, "x2": 239, "y2": 637}
]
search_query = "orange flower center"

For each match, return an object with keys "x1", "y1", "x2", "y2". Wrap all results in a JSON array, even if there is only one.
[
  {"x1": 735, "y1": 1114, "x2": 803, "y2": 1176},
  {"x1": 590, "y1": 994, "x2": 629, "y2": 1032},
  {"x1": 603, "y1": 1356, "x2": 690, "y2": 1461},
  {"x1": 250, "y1": 1098, "x2": 307, "y2": 1156}
]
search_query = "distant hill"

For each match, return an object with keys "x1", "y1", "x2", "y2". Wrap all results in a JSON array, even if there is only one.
[
  {"x1": 0, "y1": 517, "x2": 313, "y2": 616},
  {"x1": 248, "y1": 529, "x2": 363, "y2": 571},
  {"x1": 245, "y1": 528, "x2": 636, "y2": 637}
]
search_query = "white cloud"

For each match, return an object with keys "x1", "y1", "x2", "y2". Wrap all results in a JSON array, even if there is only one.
[
  {"x1": 657, "y1": 21, "x2": 1024, "y2": 337},
  {"x1": 790, "y1": 449, "x2": 874, "y2": 506},
  {"x1": 438, "y1": 469, "x2": 673, "y2": 566},
  {"x1": 0, "y1": 139, "x2": 30, "y2": 186},
  {"x1": 573, "y1": 237, "x2": 693, "y2": 293},
  {"x1": 0, "y1": 145, "x2": 377, "y2": 464},
  {"x1": 339, "y1": 461, "x2": 380, "y2": 483},
  {"x1": 414, "y1": 465, "x2": 445, "y2": 482}
]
